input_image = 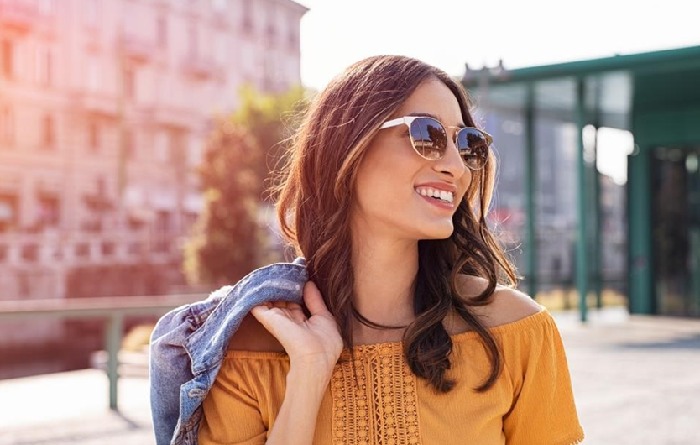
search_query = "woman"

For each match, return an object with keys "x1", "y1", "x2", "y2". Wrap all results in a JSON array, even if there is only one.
[{"x1": 158, "y1": 55, "x2": 583, "y2": 445}]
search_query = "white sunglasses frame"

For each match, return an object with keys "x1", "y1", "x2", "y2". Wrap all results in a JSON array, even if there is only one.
[{"x1": 379, "y1": 116, "x2": 493, "y2": 170}]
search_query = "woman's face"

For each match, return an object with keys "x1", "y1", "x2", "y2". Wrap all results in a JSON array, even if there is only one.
[{"x1": 352, "y1": 78, "x2": 473, "y2": 242}]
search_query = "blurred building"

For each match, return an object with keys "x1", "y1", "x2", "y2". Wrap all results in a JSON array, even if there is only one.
[
  {"x1": 0, "y1": 0, "x2": 306, "y2": 289},
  {"x1": 0, "y1": 0, "x2": 307, "y2": 354},
  {"x1": 463, "y1": 45, "x2": 700, "y2": 318},
  {"x1": 481, "y1": 109, "x2": 626, "y2": 293}
]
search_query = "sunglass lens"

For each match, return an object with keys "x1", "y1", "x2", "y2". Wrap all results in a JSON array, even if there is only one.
[
  {"x1": 456, "y1": 128, "x2": 489, "y2": 170},
  {"x1": 410, "y1": 117, "x2": 447, "y2": 160}
]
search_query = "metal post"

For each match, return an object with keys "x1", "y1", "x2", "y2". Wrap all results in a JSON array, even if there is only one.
[
  {"x1": 627, "y1": 150, "x2": 654, "y2": 314},
  {"x1": 524, "y1": 83, "x2": 537, "y2": 299},
  {"x1": 590, "y1": 79, "x2": 603, "y2": 309},
  {"x1": 576, "y1": 78, "x2": 589, "y2": 323},
  {"x1": 592, "y1": 126, "x2": 603, "y2": 309},
  {"x1": 106, "y1": 312, "x2": 124, "y2": 411}
]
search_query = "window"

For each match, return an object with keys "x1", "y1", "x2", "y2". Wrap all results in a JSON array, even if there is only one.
[
  {"x1": 36, "y1": 48, "x2": 53, "y2": 85},
  {"x1": 123, "y1": 129, "x2": 134, "y2": 159},
  {"x1": 187, "y1": 135, "x2": 202, "y2": 166},
  {"x1": 288, "y1": 24, "x2": 298, "y2": 50},
  {"x1": 156, "y1": 131, "x2": 169, "y2": 162},
  {"x1": 45, "y1": 50, "x2": 53, "y2": 85},
  {"x1": 43, "y1": 115, "x2": 55, "y2": 148},
  {"x1": 157, "y1": 15, "x2": 168, "y2": 47},
  {"x1": 215, "y1": 34, "x2": 226, "y2": 66},
  {"x1": 265, "y1": 19, "x2": 276, "y2": 47},
  {"x1": 123, "y1": 68, "x2": 136, "y2": 99},
  {"x1": 22, "y1": 244, "x2": 38, "y2": 262},
  {"x1": 155, "y1": 210, "x2": 171, "y2": 232},
  {"x1": 87, "y1": 58, "x2": 101, "y2": 92},
  {"x1": 88, "y1": 120, "x2": 100, "y2": 152},
  {"x1": 241, "y1": 0, "x2": 253, "y2": 34},
  {"x1": 1, "y1": 40, "x2": 13, "y2": 79},
  {"x1": 169, "y1": 131, "x2": 185, "y2": 166},
  {"x1": 0, "y1": 106, "x2": 14, "y2": 145},
  {"x1": 0, "y1": 193, "x2": 18, "y2": 233},
  {"x1": 188, "y1": 23, "x2": 198, "y2": 56},
  {"x1": 36, "y1": 193, "x2": 60, "y2": 229}
]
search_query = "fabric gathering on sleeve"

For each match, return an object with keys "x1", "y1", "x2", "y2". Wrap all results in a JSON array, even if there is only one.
[
  {"x1": 198, "y1": 352, "x2": 291, "y2": 445},
  {"x1": 500, "y1": 310, "x2": 585, "y2": 445}
]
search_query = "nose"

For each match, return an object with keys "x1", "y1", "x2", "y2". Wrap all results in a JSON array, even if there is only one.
[{"x1": 432, "y1": 137, "x2": 467, "y2": 180}]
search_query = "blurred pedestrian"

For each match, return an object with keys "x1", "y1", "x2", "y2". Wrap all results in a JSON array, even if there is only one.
[{"x1": 150, "y1": 55, "x2": 584, "y2": 445}]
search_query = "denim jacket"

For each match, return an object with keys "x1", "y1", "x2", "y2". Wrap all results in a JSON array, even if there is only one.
[{"x1": 149, "y1": 258, "x2": 307, "y2": 445}]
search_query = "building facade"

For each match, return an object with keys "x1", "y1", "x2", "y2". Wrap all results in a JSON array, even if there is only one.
[
  {"x1": 0, "y1": 0, "x2": 307, "y2": 357},
  {"x1": 0, "y1": 0, "x2": 307, "y2": 299}
]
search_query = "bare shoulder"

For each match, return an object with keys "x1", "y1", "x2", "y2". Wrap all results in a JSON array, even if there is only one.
[
  {"x1": 483, "y1": 285, "x2": 544, "y2": 328},
  {"x1": 226, "y1": 313, "x2": 286, "y2": 353},
  {"x1": 451, "y1": 275, "x2": 543, "y2": 330}
]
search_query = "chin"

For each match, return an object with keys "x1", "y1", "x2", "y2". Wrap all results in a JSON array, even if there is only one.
[{"x1": 419, "y1": 223, "x2": 454, "y2": 240}]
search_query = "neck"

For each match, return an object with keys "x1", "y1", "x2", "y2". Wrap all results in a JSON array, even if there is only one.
[{"x1": 351, "y1": 234, "x2": 419, "y2": 337}]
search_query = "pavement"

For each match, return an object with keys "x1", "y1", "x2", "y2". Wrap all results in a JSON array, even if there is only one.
[{"x1": 1, "y1": 307, "x2": 699, "y2": 445}]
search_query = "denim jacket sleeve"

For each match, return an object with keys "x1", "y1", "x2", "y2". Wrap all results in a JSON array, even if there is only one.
[
  {"x1": 148, "y1": 259, "x2": 307, "y2": 445},
  {"x1": 149, "y1": 286, "x2": 230, "y2": 445}
]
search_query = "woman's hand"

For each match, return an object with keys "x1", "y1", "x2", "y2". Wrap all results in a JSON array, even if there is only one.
[{"x1": 251, "y1": 281, "x2": 343, "y2": 373}]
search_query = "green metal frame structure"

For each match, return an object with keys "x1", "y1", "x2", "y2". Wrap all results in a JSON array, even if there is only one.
[
  {"x1": 0, "y1": 295, "x2": 199, "y2": 411},
  {"x1": 462, "y1": 45, "x2": 700, "y2": 320}
]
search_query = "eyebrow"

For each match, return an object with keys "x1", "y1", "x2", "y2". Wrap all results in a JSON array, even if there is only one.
[{"x1": 405, "y1": 112, "x2": 466, "y2": 128}]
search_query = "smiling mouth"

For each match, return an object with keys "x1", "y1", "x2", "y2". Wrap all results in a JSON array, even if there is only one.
[{"x1": 414, "y1": 186, "x2": 454, "y2": 204}]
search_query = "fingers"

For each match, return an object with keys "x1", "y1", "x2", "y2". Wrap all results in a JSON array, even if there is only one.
[
  {"x1": 250, "y1": 304, "x2": 276, "y2": 334},
  {"x1": 250, "y1": 281, "x2": 329, "y2": 329},
  {"x1": 251, "y1": 301, "x2": 306, "y2": 326},
  {"x1": 286, "y1": 303, "x2": 307, "y2": 324},
  {"x1": 303, "y1": 281, "x2": 330, "y2": 316}
]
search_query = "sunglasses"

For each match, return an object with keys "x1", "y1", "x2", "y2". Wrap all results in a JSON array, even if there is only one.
[{"x1": 379, "y1": 116, "x2": 492, "y2": 171}]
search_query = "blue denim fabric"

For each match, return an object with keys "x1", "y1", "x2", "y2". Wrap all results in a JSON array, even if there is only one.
[{"x1": 149, "y1": 258, "x2": 307, "y2": 445}]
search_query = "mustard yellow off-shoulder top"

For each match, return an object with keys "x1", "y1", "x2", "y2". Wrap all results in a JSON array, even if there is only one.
[{"x1": 198, "y1": 308, "x2": 584, "y2": 445}]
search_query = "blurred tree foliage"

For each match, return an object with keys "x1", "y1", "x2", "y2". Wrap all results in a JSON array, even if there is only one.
[
  {"x1": 183, "y1": 122, "x2": 261, "y2": 285},
  {"x1": 232, "y1": 84, "x2": 309, "y2": 198},
  {"x1": 183, "y1": 86, "x2": 310, "y2": 285}
]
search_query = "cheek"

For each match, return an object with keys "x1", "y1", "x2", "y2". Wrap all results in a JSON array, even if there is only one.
[{"x1": 459, "y1": 169, "x2": 474, "y2": 196}]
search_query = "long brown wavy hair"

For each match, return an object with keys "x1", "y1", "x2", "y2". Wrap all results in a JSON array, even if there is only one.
[{"x1": 274, "y1": 55, "x2": 518, "y2": 393}]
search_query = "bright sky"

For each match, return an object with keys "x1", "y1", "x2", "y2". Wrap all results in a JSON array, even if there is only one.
[
  {"x1": 295, "y1": 0, "x2": 699, "y2": 183},
  {"x1": 297, "y1": 0, "x2": 700, "y2": 91}
]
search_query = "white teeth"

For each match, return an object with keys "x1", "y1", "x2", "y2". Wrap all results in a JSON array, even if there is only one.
[{"x1": 415, "y1": 187, "x2": 454, "y2": 203}]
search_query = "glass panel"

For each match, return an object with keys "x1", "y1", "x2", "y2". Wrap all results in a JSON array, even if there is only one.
[
  {"x1": 652, "y1": 146, "x2": 700, "y2": 316},
  {"x1": 476, "y1": 94, "x2": 527, "y2": 285},
  {"x1": 479, "y1": 76, "x2": 629, "y2": 308},
  {"x1": 597, "y1": 71, "x2": 632, "y2": 130}
]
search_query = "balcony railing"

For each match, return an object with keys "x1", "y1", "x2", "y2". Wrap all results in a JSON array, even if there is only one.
[
  {"x1": 73, "y1": 92, "x2": 119, "y2": 117},
  {"x1": 0, "y1": 231, "x2": 182, "y2": 267},
  {"x1": 117, "y1": 33, "x2": 155, "y2": 64},
  {"x1": 181, "y1": 54, "x2": 221, "y2": 80},
  {"x1": 152, "y1": 105, "x2": 197, "y2": 129},
  {"x1": 0, "y1": 0, "x2": 39, "y2": 32}
]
